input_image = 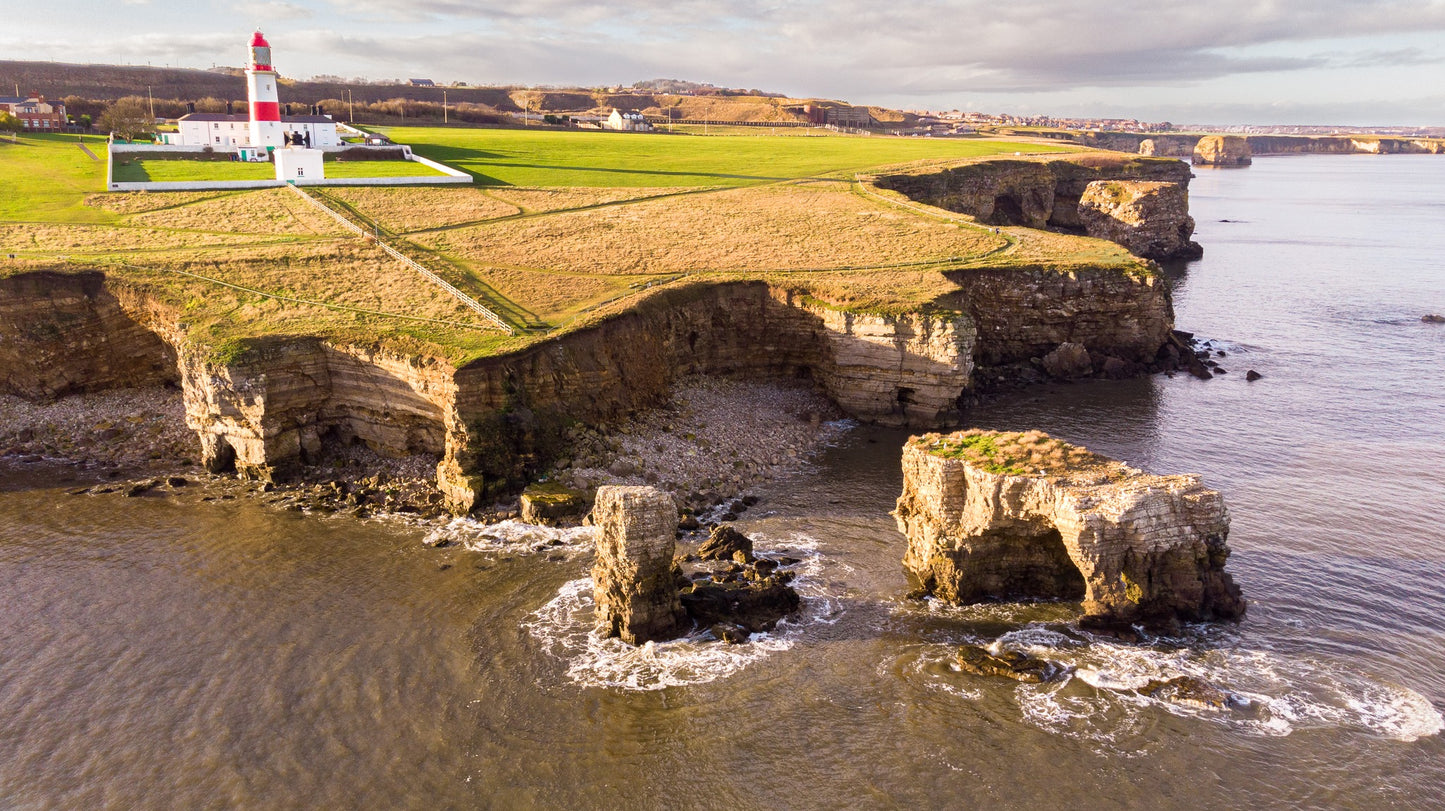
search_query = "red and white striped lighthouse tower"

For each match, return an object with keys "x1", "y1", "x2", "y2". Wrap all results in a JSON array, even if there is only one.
[{"x1": 245, "y1": 31, "x2": 284, "y2": 148}]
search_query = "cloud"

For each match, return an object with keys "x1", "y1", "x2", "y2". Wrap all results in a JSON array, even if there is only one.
[
  {"x1": 4, "y1": 0, "x2": 1444, "y2": 124},
  {"x1": 253, "y1": 1, "x2": 315, "y2": 20}
]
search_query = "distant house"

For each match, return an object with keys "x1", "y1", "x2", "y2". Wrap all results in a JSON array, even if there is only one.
[
  {"x1": 165, "y1": 113, "x2": 339, "y2": 149},
  {"x1": 0, "y1": 95, "x2": 66, "y2": 130},
  {"x1": 408, "y1": 79, "x2": 436, "y2": 87},
  {"x1": 604, "y1": 109, "x2": 651, "y2": 132}
]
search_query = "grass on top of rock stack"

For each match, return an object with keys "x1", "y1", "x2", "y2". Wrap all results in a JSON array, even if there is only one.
[{"x1": 916, "y1": 429, "x2": 1109, "y2": 476}]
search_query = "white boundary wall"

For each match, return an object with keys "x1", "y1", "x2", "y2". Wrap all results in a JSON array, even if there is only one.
[{"x1": 107, "y1": 142, "x2": 471, "y2": 191}]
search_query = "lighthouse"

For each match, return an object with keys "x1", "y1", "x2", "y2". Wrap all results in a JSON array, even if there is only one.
[{"x1": 245, "y1": 31, "x2": 284, "y2": 148}]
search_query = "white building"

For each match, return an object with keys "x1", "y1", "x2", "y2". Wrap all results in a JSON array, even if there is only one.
[
  {"x1": 161, "y1": 33, "x2": 338, "y2": 153},
  {"x1": 274, "y1": 147, "x2": 325, "y2": 182},
  {"x1": 604, "y1": 109, "x2": 651, "y2": 132},
  {"x1": 166, "y1": 113, "x2": 339, "y2": 151}
]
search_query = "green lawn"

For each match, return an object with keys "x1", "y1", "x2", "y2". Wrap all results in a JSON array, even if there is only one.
[
  {"x1": 0, "y1": 133, "x2": 115, "y2": 223},
  {"x1": 324, "y1": 160, "x2": 447, "y2": 178},
  {"x1": 112, "y1": 158, "x2": 275, "y2": 182},
  {"x1": 376, "y1": 125, "x2": 1066, "y2": 187},
  {"x1": 112, "y1": 156, "x2": 448, "y2": 182}
]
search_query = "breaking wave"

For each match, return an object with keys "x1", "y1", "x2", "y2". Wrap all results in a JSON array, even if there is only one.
[
  {"x1": 917, "y1": 620, "x2": 1443, "y2": 744},
  {"x1": 523, "y1": 533, "x2": 841, "y2": 691}
]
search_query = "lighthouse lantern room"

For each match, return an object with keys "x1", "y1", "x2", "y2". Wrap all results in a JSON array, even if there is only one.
[{"x1": 246, "y1": 31, "x2": 284, "y2": 148}]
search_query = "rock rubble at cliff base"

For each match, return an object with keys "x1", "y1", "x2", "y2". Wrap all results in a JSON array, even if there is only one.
[
  {"x1": 1, "y1": 377, "x2": 850, "y2": 525},
  {"x1": 556, "y1": 377, "x2": 848, "y2": 510}
]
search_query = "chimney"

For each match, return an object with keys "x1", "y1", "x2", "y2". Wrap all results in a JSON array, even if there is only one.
[
  {"x1": 284, "y1": 103, "x2": 292, "y2": 116},
  {"x1": 187, "y1": 102, "x2": 195, "y2": 114},
  {"x1": 226, "y1": 100, "x2": 233, "y2": 115}
]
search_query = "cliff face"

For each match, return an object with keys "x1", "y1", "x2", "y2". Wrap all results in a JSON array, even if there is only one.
[
  {"x1": 1081, "y1": 132, "x2": 1445, "y2": 157},
  {"x1": 873, "y1": 156, "x2": 1197, "y2": 261},
  {"x1": 0, "y1": 271, "x2": 178, "y2": 399},
  {"x1": 942, "y1": 266, "x2": 1173, "y2": 372},
  {"x1": 438, "y1": 284, "x2": 977, "y2": 509},
  {"x1": 876, "y1": 157, "x2": 1192, "y2": 233},
  {"x1": 1193, "y1": 136, "x2": 1253, "y2": 166},
  {"x1": 179, "y1": 338, "x2": 453, "y2": 479},
  {"x1": 0, "y1": 267, "x2": 1173, "y2": 513},
  {"x1": 1077, "y1": 181, "x2": 1202, "y2": 261},
  {"x1": 894, "y1": 431, "x2": 1245, "y2": 629}
]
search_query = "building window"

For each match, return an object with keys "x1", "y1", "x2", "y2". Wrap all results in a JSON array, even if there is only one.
[
  {"x1": 215, "y1": 136, "x2": 221, "y2": 144},
  {"x1": 296, "y1": 168, "x2": 304, "y2": 177}
]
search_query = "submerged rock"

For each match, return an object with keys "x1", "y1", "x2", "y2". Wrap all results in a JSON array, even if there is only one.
[
  {"x1": 680, "y1": 575, "x2": 801, "y2": 635},
  {"x1": 591, "y1": 486, "x2": 687, "y2": 644},
  {"x1": 1423, "y1": 314, "x2": 1445, "y2": 324},
  {"x1": 895, "y1": 430, "x2": 1245, "y2": 631},
  {"x1": 1139, "y1": 675, "x2": 1242, "y2": 710},
  {"x1": 955, "y1": 644, "x2": 1071, "y2": 683}
]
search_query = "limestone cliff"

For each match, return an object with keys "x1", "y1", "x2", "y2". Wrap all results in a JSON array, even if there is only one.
[
  {"x1": 1077, "y1": 181, "x2": 1202, "y2": 261},
  {"x1": 875, "y1": 156, "x2": 1192, "y2": 233},
  {"x1": 1193, "y1": 136, "x2": 1252, "y2": 167},
  {"x1": 0, "y1": 266, "x2": 1176, "y2": 514},
  {"x1": 0, "y1": 271, "x2": 177, "y2": 399},
  {"x1": 178, "y1": 337, "x2": 452, "y2": 480},
  {"x1": 894, "y1": 430, "x2": 1244, "y2": 629},
  {"x1": 1080, "y1": 132, "x2": 1445, "y2": 157}
]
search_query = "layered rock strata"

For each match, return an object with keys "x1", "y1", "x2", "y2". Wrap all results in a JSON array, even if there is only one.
[
  {"x1": 0, "y1": 271, "x2": 178, "y2": 399},
  {"x1": 875, "y1": 155, "x2": 1192, "y2": 233},
  {"x1": 1192, "y1": 136, "x2": 1253, "y2": 166},
  {"x1": 894, "y1": 430, "x2": 1244, "y2": 629},
  {"x1": 1077, "y1": 180, "x2": 1202, "y2": 260},
  {"x1": 591, "y1": 485, "x2": 687, "y2": 644},
  {"x1": 1079, "y1": 131, "x2": 1445, "y2": 157},
  {"x1": 0, "y1": 262, "x2": 1175, "y2": 513}
]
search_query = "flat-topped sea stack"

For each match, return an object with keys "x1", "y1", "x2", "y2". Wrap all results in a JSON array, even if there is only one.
[
  {"x1": 591, "y1": 486, "x2": 687, "y2": 644},
  {"x1": 894, "y1": 430, "x2": 1244, "y2": 630},
  {"x1": 1078, "y1": 180, "x2": 1203, "y2": 261},
  {"x1": 1193, "y1": 135, "x2": 1253, "y2": 167}
]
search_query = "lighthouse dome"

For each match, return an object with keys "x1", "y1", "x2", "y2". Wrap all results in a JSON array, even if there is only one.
[{"x1": 250, "y1": 31, "x2": 270, "y2": 48}]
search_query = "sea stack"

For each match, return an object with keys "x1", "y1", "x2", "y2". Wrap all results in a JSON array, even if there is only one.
[
  {"x1": 591, "y1": 485, "x2": 687, "y2": 644},
  {"x1": 1193, "y1": 135, "x2": 1253, "y2": 166},
  {"x1": 894, "y1": 430, "x2": 1244, "y2": 631},
  {"x1": 1077, "y1": 180, "x2": 1203, "y2": 260}
]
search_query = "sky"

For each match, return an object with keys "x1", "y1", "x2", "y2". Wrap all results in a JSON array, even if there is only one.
[{"x1": 4, "y1": 0, "x2": 1444, "y2": 126}]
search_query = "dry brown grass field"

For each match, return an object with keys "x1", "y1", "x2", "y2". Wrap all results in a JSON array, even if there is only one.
[
  {"x1": 127, "y1": 188, "x2": 344, "y2": 236},
  {"x1": 418, "y1": 181, "x2": 1005, "y2": 278},
  {"x1": 4, "y1": 131, "x2": 1155, "y2": 364}
]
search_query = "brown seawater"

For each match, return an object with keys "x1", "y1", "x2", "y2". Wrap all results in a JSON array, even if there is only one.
[{"x1": 2, "y1": 155, "x2": 1443, "y2": 808}]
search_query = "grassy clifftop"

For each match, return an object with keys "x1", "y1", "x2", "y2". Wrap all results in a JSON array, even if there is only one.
[{"x1": 1, "y1": 128, "x2": 1153, "y2": 365}]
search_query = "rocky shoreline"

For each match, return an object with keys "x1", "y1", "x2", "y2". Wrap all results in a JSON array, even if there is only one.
[{"x1": 1, "y1": 376, "x2": 851, "y2": 525}]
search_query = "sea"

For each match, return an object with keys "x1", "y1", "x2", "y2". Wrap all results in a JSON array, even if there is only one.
[{"x1": 2, "y1": 154, "x2": 1443, "y2": 809}]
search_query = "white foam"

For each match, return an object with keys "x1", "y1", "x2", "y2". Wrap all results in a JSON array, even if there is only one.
[
  {"x1": 523, "y1": 578, "x2": 793, "y2": 691},
  {"x1": 522, "y1": 534, "x2": 841, "y2": 691},
  {"x1": 423, "y1": 518, "x2": 596, "y2": 556},
  {"x1": 921, "y1": 629, "x2": 1443, "y2": 744}
]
